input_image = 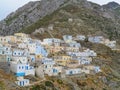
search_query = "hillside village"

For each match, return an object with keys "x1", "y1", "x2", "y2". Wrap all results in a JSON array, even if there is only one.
[{"x1": 0, "y1": 33, "x2": 117, "y2": 87}]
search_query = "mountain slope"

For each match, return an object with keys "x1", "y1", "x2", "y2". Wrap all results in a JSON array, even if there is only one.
[
  {"x1": 0, "y1": 0, "x2": 120, "y2": 89},
  {"x1": 20, "y1": 0, "x2": 120, "y2": 41},
  {"x1": 0, "y1": 0, "x2": 66, "y2": 35},
  {"x1": 0, "y1": 0, "x2": 120, "y2": 41},
  {"x1": 103, "y1": 1, "x2": 120, "y2": 10}
]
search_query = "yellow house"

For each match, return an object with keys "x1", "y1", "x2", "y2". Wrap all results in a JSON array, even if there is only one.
[
  {"x1": 65, "y1": 47, "x2": 79, "y2": 52},
  {"x1": 35, "y1": 54, "x2": 43, "y2": 60},
  {"x1": 45, "y1": 46, "x2": 64, "y2": 54},
  {"x1": 14, "y1": 33, "x2": 28, "y2": 38},
  {"x1": 16, "y1": 37, "x2": 23, "y2": 43},
  {"x1": 66, "y1": 60, "x2": 79, "y2": 68},
  {"x1": 84, "y1": 65, "x2": 95, "y2": 70},
  {"x1": 14, "y1": 33, "x2": 30, "y2": 43},
  {"x1": 27, "y1": 43, "x2": 36, "y2": 54},
  {"x1": 9, "y1": 36, "x2": 17, "y2": 43},
  {"x1": 54, "y1": 55, "x2": 71, "y2": 66}
]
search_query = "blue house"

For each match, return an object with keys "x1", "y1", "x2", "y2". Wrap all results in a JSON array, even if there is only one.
[{"x1": 35, "y1": 44, "x2": 48, "y2": 57}]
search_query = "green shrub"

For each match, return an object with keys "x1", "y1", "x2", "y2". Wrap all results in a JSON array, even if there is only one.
[
  {"x1": 31, "y1": 85, "x2": 46, "y2": 90},
  {"x1": 45, "y1": 81, "x2": 54, "y2": 87},
  {"x1": 57, "y1": 79, "x2": 63, "y2": 84}
]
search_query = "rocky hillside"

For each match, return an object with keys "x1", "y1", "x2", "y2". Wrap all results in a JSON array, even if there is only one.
[
  {"x1": 0, "y1": 0, "x2": 66, "y2": 35},
  {"x1": 103, "y1": 1, "x2": 120, "y2": 10},
  {"x1": 0, "y1": 0, "x2": 120, "y2": 90},
  {"x1": 0, "y1": 0, "x2": 120, "y2": 41}
]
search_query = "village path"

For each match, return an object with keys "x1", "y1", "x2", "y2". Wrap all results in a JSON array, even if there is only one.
[{"x1": 29, "y1": 78, "x2": 46, "y2": 86}]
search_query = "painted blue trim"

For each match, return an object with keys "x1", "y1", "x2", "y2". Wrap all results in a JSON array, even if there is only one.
[{"x1": 15, "y1": 72, "x2": 25, "y2": 76}]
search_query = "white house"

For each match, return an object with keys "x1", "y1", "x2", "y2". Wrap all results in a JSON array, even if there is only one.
[
  {"x1": 84, "y1": 49, "x2": 97, "y2": 57},
  {"x1": 3, "y1": 46, "x2": 12, "y2": 55},
  {"x1": 67, "y1": 51, "x2": 96, "y2": 57},
  {"x1": 74, "y1": 57, "x2": 92, "y2": 65},
  {"x1": 28, "y1": 54, "x2": 36, "y2": 62},
  {"x1": 15, "y1": 77, "x2": 29, "y2": 86},
  {"x1": 88, "y1": 36, "x2": 104, "y2": 43},
  {"x1": 48, "y1": 24, "x2": 54, "y2": 30},
  {"x1": 27, "y1": 42, "x2": 36, "y2": 54},
  {"x1": 11, "y1": 56, "x2": 28, "y2": 64},
  {"x1": 18, "y1": 43, "x2": 27, "y2": 49},
  {"x1": 12, "y1": 49, "x2": 28, "y2": 57},
  {"x1": 104, "y1": 40, "x2": 116, "y2": 49},
  {"x1": 22, "y1": 37, "x2": 32, "y2": 43},
  {"x1": 65, "y1": 68, "x2": 82, "y2": 75},
  {"x1": 75, "y1": 35, "x2": 86, "y2": 41},
  {"x1": 52, "y1": 66, "x2": 63, "y2": 76},
  {"x1": 10, "y1": 61, "x2": 35, "y2": 77},
  {"x1": 42, "y1": 58, "x2": 55, "y2": 76},
  {"x1": 63, "y1": 35, "x2": 73, "y2": 43},
  {"x1": 84, "y1": 65, "x2": 101, "y2": 73},
  {"x1": 68, "y1": 42, "x2": 81, "y2": 48},
  {"x1": 43, "y1": 38, "x2": 61, "y2": 46}
]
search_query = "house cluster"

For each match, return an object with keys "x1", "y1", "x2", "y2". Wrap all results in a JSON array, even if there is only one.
[
  {"x1": 87, "y1": 36, "x2": 116, "y2": 49},
  {"x1": 0, "y1": 33, "x2": 106, "y2": 87},
  {"x1": 73, "y1": 35, "x2": 116, "y2": 49},
  {"x1": 74, "y1": 35, "x2": 117, "y2": 49},
  {"x1": 0, "y1": 33, "x2": 47, "y2": 86}
]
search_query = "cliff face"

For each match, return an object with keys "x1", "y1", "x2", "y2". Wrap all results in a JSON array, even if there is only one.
[{"x1": 0, "y1": 0, "x2": 67, "y2": 35}]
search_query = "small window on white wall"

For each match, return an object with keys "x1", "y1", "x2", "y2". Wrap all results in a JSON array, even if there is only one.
[
  {"x1": 22, "y1": 66, "x2": 24, "y2": 69},
  {"x1": 19, "y1": 66, "x2": 21, "y2": 69}
]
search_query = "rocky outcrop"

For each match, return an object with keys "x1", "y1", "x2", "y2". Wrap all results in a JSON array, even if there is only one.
[{"x1": 0, "y1": 0, "x2": 67, "y2": 35}]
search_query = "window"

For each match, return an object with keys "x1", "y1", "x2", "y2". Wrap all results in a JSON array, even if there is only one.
[
  {"x1": 22, "y1": 66, "x2": 24, "y2": 69},
  {"x1": 32, "y1": 58, "x2": 34, "y2": 60},
  {"x1": 6, "y1": 48, "x2": 8, "y2": 50},
  {"x1": 19, "y1": 66, "x2": 21, "y2": 69},
  {"x1": 8, "y1": 58, "x2": 10, "y2": 61},
  {"x1": 2, "y1": 51, "x2": 4, "y2": 54},
  {"x1": 26, "y1": 66, "x2": 28, "y2": 70}
]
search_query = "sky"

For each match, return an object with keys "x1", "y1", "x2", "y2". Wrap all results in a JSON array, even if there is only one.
[
  {"x1": 0, "y1": 0, "x2": 40, "y2": 20},
  {"x1": 0, "y1": 0, "x2": 120, "y2": 20},
  {"x1": 88, "y1": 0, "x2": 120, "y2": 5}
]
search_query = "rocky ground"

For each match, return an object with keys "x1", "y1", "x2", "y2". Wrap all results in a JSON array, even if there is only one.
[{"x1": 0, "y1": 0, "x2": 120, "y2": 89}]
